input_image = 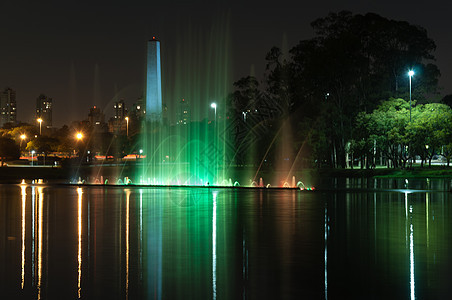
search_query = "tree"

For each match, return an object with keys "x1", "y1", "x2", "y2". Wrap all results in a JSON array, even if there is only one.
[
  {"x1": 286, "y1": 11, "x2": 439, "y2": 167},
  {"x1": 410, "y1": 103, "x2": 452, "y2": 167},
  {"x1": 264, "y1": 47, "x2": 293, "y2": 116},
  {"x1": 26, "y1": 136, "x2": 59, "y2": 159},
  {"x1": 0, "y1": 137, "x2": 20, "y2": 166},
  {"x1": 442, "y1": 94, "x2": 452, "y2": 108}
]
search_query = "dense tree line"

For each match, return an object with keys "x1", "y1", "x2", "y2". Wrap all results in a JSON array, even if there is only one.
[
  {"x1": 351, "y1": 99, "x2": 452, "y2": 168},
  {"x1": 0, "y1": 122, "x2": 137, "y2": 164},
  {"x1": 228, "y1": 11, "x2": 445, "y2": 168}
]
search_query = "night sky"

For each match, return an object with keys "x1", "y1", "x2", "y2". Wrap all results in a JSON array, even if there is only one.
[{"x1": 1, "y1": 0, "x2": 451, "y2": 126}]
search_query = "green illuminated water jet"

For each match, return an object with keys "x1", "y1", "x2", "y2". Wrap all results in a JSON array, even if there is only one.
[
  {"x1": 136, "y1": 20, "x2": 235, "y2": 187},
  {"x1": 72, "y1": 19, "x2": 312, "y2": 189}
]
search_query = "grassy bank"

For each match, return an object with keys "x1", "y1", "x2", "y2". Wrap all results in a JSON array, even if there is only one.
[
  {"x1": 315, "y1": 166, "x2": 452, "y2": 178},
  {"x1": 0, "y1": 166, "x2": 69, "y2": 183},
  {"x1": 1, "y1": 164, "x2": 451, "y2": 184}
]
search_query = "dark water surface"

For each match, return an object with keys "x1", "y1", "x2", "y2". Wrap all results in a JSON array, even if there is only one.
[{"x1": 1, "y1": 178, "x2": 451, "y2": 299}]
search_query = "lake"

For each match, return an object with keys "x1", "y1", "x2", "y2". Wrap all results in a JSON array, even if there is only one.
[{"x1": 1, "y1": 178, "x2": 451, "y2": 299}]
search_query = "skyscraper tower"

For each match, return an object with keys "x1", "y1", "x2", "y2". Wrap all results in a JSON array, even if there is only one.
[
  {"x1": 145, "y1": 37, "x2": 163, "y2": 122},
  {"x1": 36, "y1": 94, "x2": 52, "y2": 128},
  {"x1": 0, "y1": 87, "x2": 17, "y2": 126},
  {"x1": 177, "y1": 98, "x2": 190, "y2": 125}
]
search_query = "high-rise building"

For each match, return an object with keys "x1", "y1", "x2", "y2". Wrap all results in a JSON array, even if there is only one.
[
  {"x1": 0, "y1": 87, "x2": 17, "y2": 126},
  {"x1": 36, "y1": 94, "x2": 52, "y2": 128},
  {"x1": 132, "y1": 97, "x2": 145, "y2": 120},
  {"x1": 145, "y1": 37, "x2": 163, "y2": 122},
  {"x1": 177, "y1": 98, "x2": 190, "y2": 125},
  {"x1": 114, "y1": 99, "x2": 127, "y2": 119},
  {"x1": 88, "y1": 106, "x2": 106, "y2": 132},
  {"x1": 108, "y1": 99, "x2": 128, "y2": 133}
]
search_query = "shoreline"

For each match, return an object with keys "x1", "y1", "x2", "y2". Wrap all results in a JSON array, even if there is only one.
[{"x1": 1, "y1": 165, "x2": 452, "y2": 184}]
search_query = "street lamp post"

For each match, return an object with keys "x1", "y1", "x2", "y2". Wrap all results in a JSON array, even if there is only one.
[
  {"x1": 210, "y1": 103, "x2": 217, "y2": 184},
  {"x1": 210, "y1": 103, "x2": 217, "y2": 122},
  {"x1": 31, "y1": 150, "x2": 35, "y2": 167},
  {"x1": 20, "y1": 134, "x2": 26, "y2": 148},
  {"x1": 408, "y1": 70, "x2": 414, "y2": 122},
  {"x1": 76, "y1": 132, "x2": 83, "y2": 157},
  {"x1": 125, "y1": 117, "x2": 129, "y2": 137},
  {"x1": 37, "y1": 118, "x2": 43, "y2": 135}
]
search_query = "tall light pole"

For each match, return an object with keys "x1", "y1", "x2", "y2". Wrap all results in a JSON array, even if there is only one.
[
  {"x1": 20, "y1": 134, "x2": 26, "y2": 148},
  {"x1": 76, "y1": 132, "x2": 83, "y2": 157},
  {"x1": 31, "y1": 150, "x2": 35, "y2": 167},
  {"x1": 210, "y1": 103, "x2": 217, "y2": 184},
  {"x1": 408, "y1": 70, "x2": 414, "y2": 122},
  {"x1": 37, "y1": 118, "x2": 43, "y2": 135},
  {"x1": 210, "y1": 103, "x2": 217, "y2": 123},
  {"x1": 125, "y1": 116, "x2": 129, "y2": 137}
]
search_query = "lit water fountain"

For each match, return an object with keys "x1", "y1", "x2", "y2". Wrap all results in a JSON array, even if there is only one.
[{"x1": 69, "y1": 29, "x2": 314, "y2": 190}]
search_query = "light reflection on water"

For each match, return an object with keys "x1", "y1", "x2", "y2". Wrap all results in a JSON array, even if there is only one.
[
  {"x1": 21, "y1": 185, "x2": 26, "y2": 290},
  {"x1": 77, "y1": 187, "x2": 82, "y2": 299},
  {"x1": 0, "y1": 179, "x2": 451, "y2": 299}
]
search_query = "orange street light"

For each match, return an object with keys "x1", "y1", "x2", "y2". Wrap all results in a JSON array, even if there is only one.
[
  {"x1": 20, "y1": 134, "x2": 26, "y2": 148},
  {"x1": 37, "y1": 118, "x2": 43, "y2": 135},
  {"x1": 125, "y1": 116, "x2": 129, "y2": 137}
]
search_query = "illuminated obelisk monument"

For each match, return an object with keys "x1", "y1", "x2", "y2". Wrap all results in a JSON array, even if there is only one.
[{"x1": 145, "y1": 38, "x2": 162, "y2": 122}]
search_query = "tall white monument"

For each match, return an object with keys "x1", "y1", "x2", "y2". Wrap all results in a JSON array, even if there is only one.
[{"x1": 145, "y1": 37, "x2": 162, "y2": 122}]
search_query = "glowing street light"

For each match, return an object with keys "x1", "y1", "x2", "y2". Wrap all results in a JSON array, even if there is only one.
[
  {"x1": 31, "y1": 150, "x2": 35, "y2": 167},
  {"x1": 211, "y1": 103, "x2": 218, "y2": 182},
  {"x1": 20, "y1": 134, "x2": 26, "y2": 148},
  {"x1": 408, "y1": 70, "x2": 414, "y2": 122},
  {"x1": 75, "y1": 132, "x2": 83, "y2": 158},
  {"x1": 37, "y1": 118, "x2": 43, "y2": 135},
  {"x1": 210, "y1": 103, "x2": 217, "y2": 123},
  {"x1": 125, "y1": 116, "x2": 129, "y2": 137}
]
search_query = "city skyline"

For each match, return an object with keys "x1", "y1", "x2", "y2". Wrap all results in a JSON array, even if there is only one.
[{"x1": 1, "y1": 1, "x2": 451, "y2": 127}]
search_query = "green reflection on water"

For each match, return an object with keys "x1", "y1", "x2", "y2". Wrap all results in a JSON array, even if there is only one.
[{"x1": 0, "y1": 183, "x2": 451, "y2": 299}]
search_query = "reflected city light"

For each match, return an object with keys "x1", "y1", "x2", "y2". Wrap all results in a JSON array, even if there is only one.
[
  {"x1": 426, "y1": 193, "x2": 429, "y2": 247},
  {"x1": 31, "y1": 186, "x2": 35, "y2": 286},
  {"x1": 409, "y1": 205, "x2": 415, "y2": 300},
  {"x1": 212, "y1": 191, "x2": 218, "y2": 300},
  {"x1": 37, "y1": 187, "x2": 43, "y2": 300},
  {"x1": 77, "y1": 187, "x2": 83, "y2": 298},
  {"x1": 324, "y1": 202, "x2": 328, "y2": 299},
  {"x1": 139, "y1": 189, "x2": 143, "y2": 282},
  {"x1": 5, "y1": 182, "x2": 449, "y2": 298},
  {"x1": 125, "y1": 189, "x2": 131, "y2": 299},
  {"x1": 405, "y1": 191, "x2": 415, "y2": 300},
  {"x1": 21, "y1": 185, "x2": 26, "y2": 289}
]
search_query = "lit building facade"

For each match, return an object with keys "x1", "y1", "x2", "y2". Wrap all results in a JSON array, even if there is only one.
[
  {"x1": 36, "y1": 94, "x2": 53, "y2": 128},
  {"x1": 114, "y1": 99, "x2": 127, "y2": 120},
  {"x1": 109, "y1": 99, "x2": 128, "y2": 133},
  {"x1": 0, "y1": 87, "x2": 17, "y2": 126},
  {"x1": 88, "y1": 106, "x2": 106, "y2": 132},
  {"x1": 177, "y1": 98, "x2": 190, "y2": 125},
  {"x1": 133, "y1": 97, "x2": 145, "y2": 120}
]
